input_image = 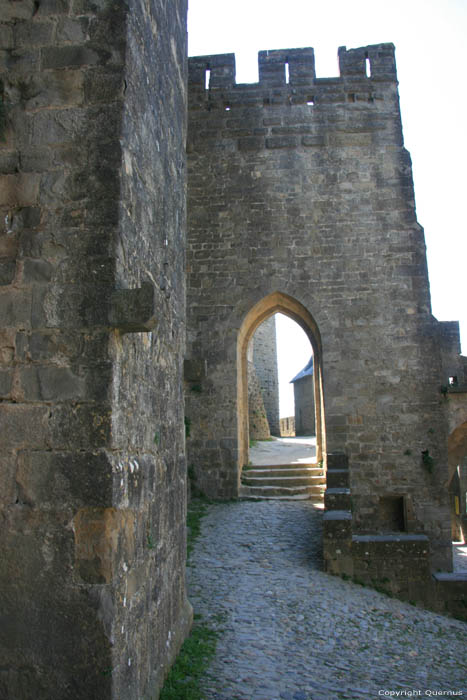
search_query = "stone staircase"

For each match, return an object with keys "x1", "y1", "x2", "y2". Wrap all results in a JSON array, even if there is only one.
[{"x1": 239, "y1": 463, "x2": 325, "y2": 501}]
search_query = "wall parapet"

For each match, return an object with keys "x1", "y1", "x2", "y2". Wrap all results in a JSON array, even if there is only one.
[{"x1": 188, "y1": 44, "x2": 397, "y2": 110}]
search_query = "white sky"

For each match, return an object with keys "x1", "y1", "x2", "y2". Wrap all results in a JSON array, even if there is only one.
[
  {"x1": 275, "y1": 314, "x2": 312, "y2": 417},
  {"x1": 188, "y1": 0, "x2": 467, "y2": 414}
]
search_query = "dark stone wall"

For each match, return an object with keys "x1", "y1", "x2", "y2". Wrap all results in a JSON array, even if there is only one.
[
  {"x1": 186, "y1": 44, "x2": 452, "y2": 569},
  {"x1": 0, "y1": 0, "x2": 189, "y2": 697},
  {"x1": 248, "y1": 359, "x2": 271, "y2": 441},
  {"x1": 252, "y1": 315, "x2": 280, "y2": 435},
  {"x1": 293, "y1": 375, "x2": 315, "y2": 436}
]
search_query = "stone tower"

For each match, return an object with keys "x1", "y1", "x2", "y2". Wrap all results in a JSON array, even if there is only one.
[
  {"x1": 0, "y1": 0, "x2": 190, "y2": 697},
  {"x1": 252, "y1": 314, "x2": 280, "y2": 435},
  {"x1": 185, "y1": 44, "x2": 455, "y2": 576}
]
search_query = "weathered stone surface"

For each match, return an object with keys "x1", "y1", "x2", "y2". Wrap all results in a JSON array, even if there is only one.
[
  {"x1": 186, "y1": 45, "x2": 455, "y2": 578},
  {"x1": 0, "y1": 0, "x2": 190, "y2": 697}
]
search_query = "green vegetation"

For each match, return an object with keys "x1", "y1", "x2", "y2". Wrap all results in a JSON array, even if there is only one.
[
  {"x1": 159, "y1": 615, "x2": 218, "y2": 700},
  {"x1": 160, "y1": 500, "x2": 220, "y2": 699},
  {"x1": 421, "y1": 449, "x2": 435, "y2": 473},
  {"x1": 186, "y1": 498, "x2": 209, "y2": 560}
]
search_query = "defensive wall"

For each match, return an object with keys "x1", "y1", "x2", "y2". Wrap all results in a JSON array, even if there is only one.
[
  {"x1": 185, "y1": 44, "x2": 467, "y2": 613},
  {"x1": 0, "y1": 0, "x2": 190, "y2": 697},
  {"x1": 252, "y1": 314, "x2": 280, "y2": 435},
  {"x1": 0, "y1": 4, "x2": 466, "y2": 695}
]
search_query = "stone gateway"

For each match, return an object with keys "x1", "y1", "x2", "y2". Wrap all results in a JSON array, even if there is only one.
[{"x1": 0, "y1": 1, "x2": 466, "y2": 696}]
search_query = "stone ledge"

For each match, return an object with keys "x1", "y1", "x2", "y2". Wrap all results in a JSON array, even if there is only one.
[
  {"x1": 352, "y1": 534, "x2": 429, "y2": 543},
  {"x1": 433, "y1": 572, "x2": 467, "y2": 582},
  {"x1": 323, "y1": 510, "x2": 352, "y2": 520}
]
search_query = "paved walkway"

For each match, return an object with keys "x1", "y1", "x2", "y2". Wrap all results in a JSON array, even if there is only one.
[
  {"x1": 250, "y1": 437, "x2": 317, "y2": 466},
  {"x1": 188, "y1": 501, "x2": 466, "y2": 700}
]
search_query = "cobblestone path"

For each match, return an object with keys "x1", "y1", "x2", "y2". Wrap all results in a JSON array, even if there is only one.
[{"x1": 187, "y1": 501, "x2": 466, "y2": 700}]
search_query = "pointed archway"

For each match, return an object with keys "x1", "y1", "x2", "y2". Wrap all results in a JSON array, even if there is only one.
[{"x1": 237, "y1": 292, "x2": 326, "y2": 482}]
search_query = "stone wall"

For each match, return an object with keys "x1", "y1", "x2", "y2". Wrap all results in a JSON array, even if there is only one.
[
  {"x1": 0, "y1": 0, "x2": 190, "y2": 697},
  {"x1": 293, "y1": 374, "x2": 315, "y2": 435},
  {"x1": 186, "y1": 44, "x2": 452, "y2": 570},
  {"x1": 247, "y1": 359, "x2": 271, "y2": 441},
  {"x1": 252, "y1": 315, "x2": 280, "y2": 435}
]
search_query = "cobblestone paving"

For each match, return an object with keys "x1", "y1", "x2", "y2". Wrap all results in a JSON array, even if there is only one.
[{"x1": 188, "y1": 501, "x2": 467, "y2": 700}]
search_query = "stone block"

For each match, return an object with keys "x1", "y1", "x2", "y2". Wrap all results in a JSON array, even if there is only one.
[
  {"x1": 35, "y1": 0, "x2": 70, "y2": 15},
  {"x1": 0, "y1": 26, "x2": 14, "y2": 50},
  {"x1": 0, "y1": 404, "x2": 48, "y2": 448},
  {"x1": 266, "y1": 136, "x2": 298, "y2": 149},
  {"x1": 41, "y1": 45, "x2": 106, "y2": 70},
  {"x1": 73, "y1": 507, "x2": 135, "y2": 583},
  {"x1": 83, "y1": 68, "x2": 124, "y2": 103},
  {"x1": 0, "y1": 289, "x2": 31, "y2": 327},
  {"x1": 14, "y1": 20, "x2": 55, "y2": 47},
  {"x1": 22, "y1": 259, "x2": 53, "y2": 283},
  {"x1": 0, "y1": 368, "x2": 13, "y2": 397},
  {"x1": 0, "y1": 173, "x2": 40, "y2": 207},
  {"x1": 2, "y1": 48, "x2": 41, "y2": 75},
  {"x1": 56, "y1": 16, "x2": 89, "y2": 43},
  {"x1": 0, "y1": 451, "x2": 16, "y2": 506},
  {"x1": 16, "y1": 450, "x2": 113, "y2": 508},
  {"x1": 238, "y1": 136, "x2": 264, "y2": 151},
  {"x1": 23, "y1": 71, "x2": 84, "y2": 110},
  {"x1": 19, "y1": 366, "x2": 86, "y2": 401},
  {"x1": 1, "y1": 0, "x2": 36, "y2": 21},
  {"x1": 49, "y1": 403, "x2": 111, "y2": 449},
  {"x1": 0, "y1": 261, "x2": 16, "y2": 285},
  {"x1": 109, "y1": 283, "x2": 158, "y2": 333},
  {"x1": 0, "y1": 150, "x2": 19, "y2": 174},
  {"x1": 0, "y1": 329, "x2": 15, "y2": 364}
]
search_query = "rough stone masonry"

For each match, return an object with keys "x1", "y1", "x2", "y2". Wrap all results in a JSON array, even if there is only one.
[
  {"x1": 1, "y1": 1, "x2": 467, "y2": 697},
  {"x1": 185, "y1": 45, "x2": 467, "y2": 607},
  {"x1": 0, "y1": 0, "x2": 190, "y2": 698}
]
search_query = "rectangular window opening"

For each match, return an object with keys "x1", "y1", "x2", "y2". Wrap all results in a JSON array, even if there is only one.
[
  {"x1": 224, "y1": 103, "x2": 231, "y2": 111},
  {"x1": 449, "y1": 376, "x2": 458, "y2": 386},
  {"x1": 348, "y1": 93, "x2": 355, "y2": 103},
  {"x1": 379, "y1": 496, "x2": 406, "y2": 533},
  {"x1": 205, "y1": 68, "x2": 211, "y2": 90},
  {"x1": 307, "y1": 96, "x2": 315, "y2": 106},
  {"x1": 365, "y1": 53, "x2": 371, "y2": 78},
  {"x1": 285, "y1": 61, "x2": 290, "y2": 85}
]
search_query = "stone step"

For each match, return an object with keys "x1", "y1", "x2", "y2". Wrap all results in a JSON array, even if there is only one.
[
  {"x1": 323, "y1": 510, "x2": 353, "y2": 539},
  {"x1": 242, "y1": 475, "x2": 326, "y2": 488},
  {"x1": 247, "y1": 462, "x2": 318, "y2": 470},
  {"x1": 326, "y1": 469, "x2": 349, "y2": 488},
  {"x1": 324, "y1": 487, "x2": 351, "y2": 510},
  {"x1": 239, "y1": 490, "x2": 324, "y2": 502},
  {"x1": 239, "y1": 484, "x2": 325, "y2": 499},
  {"x1": 244, "y1": 466, "x2": 323, "y2": 479}
]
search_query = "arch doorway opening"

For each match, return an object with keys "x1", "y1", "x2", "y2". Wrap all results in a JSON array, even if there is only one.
[{"x1": 237, "y1": 292, "x2": 326, "y2": 485}]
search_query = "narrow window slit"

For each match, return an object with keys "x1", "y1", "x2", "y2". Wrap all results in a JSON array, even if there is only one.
[
  {"x1": 285, "y1": 61, "x2": 290, "y2": 85},
  {"x1": 205, "y1": 69, "x2": 211, "y2": 90},
  {"x1": 365, "y1": 52, "x2": 371, "y2": 77}
]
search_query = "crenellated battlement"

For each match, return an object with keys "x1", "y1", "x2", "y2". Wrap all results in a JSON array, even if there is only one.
[{"x1": 189, "y1": 43, "x2": 396, "y2": 93}]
